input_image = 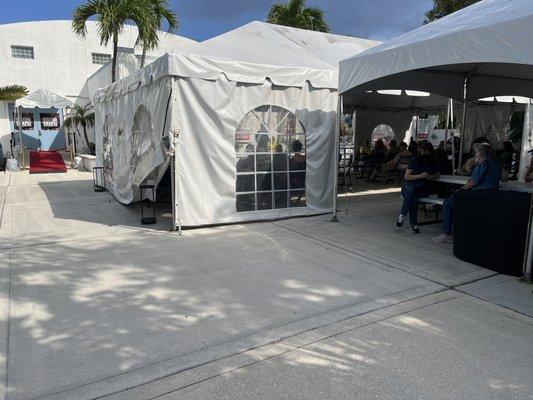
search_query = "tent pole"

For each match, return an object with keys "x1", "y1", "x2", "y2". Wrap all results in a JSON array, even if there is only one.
[
  {"x1": 524, "y1": 195, "x2": 533, "y2": 282},
  {"x1": 450, "y1": 99, "x2": 456, "y2": 174},
  {"x1": 170, "y1": 154, "x2": 177, "y2": 232},
  {"x1": 458, "y1": 78, "x2": 469, "y2": 171},
  {"x1": 17, "y1": 107, "x2": 24, "y2": 170},
  {"x1": 444, "y1": 99, "x2": 451, "y2": 173},
  {"x1": 331, "y1": 94, "x2": 342, "y2": 222}
]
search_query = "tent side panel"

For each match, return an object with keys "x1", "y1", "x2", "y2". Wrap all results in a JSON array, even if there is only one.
[
  {"x1": 94, "y1": 76, "x2": 172, "y2": 204},
  {"x1": 173, "y1": 77, "x2": 336, "y2": 227}
]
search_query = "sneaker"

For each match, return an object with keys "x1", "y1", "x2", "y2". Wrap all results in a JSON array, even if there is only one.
[
  {"x1": 395, "y1": 215, "x2": 405, "y2": 227},
  {"x1": 410, "y1": 226, "x2": 420, "y2": 234},
  {"x1": 433, "y1": 233, "x2": 454, "y2": 243}
]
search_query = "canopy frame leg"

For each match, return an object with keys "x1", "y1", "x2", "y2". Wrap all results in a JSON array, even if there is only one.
[
  {"x1": 331, "y1": 95, "x2": 342, "y2": 222},
  {"x1": 458, "y1": 77, "x2": 469, "y2": 171}
]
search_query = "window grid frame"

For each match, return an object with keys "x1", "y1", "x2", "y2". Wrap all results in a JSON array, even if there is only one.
[
  {"x1": 91, "y1": 52, "x2": 112, "y2": 65},
  {"x1": 11, "y1": 45, "x2": 34, "y2": 59},
  {"x1": 235, "y1": 105, "x2": 306, "y2": 213}
]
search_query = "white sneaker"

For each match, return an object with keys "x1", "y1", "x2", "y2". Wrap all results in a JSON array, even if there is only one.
[
  {"x1": 395, "y1": 214, "x2": 405, "y2": 227},
  {"x1": 433, "y1": 233, "x2": 454, "y2": 243}
]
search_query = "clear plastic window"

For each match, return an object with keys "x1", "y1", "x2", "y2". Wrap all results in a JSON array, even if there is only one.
[{"x1": 235, "y1": 105, "x2": 306, "y2": 212}]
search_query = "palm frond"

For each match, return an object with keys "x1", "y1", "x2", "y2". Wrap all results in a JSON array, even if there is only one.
[
  {"x1": 0, "y1": 85, "x2": 28, "y2": 101},
  {"x1": 266, "y1": 0, "x2": 329, "y2": 32}
]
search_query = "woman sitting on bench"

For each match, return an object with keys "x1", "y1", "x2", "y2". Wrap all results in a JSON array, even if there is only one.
[
  {"x1": 396, "y1": 142, "x2": 439, "y2": 234},
  {"x1": 433, "y1": 143, "x2": 500, "y2": 243}
]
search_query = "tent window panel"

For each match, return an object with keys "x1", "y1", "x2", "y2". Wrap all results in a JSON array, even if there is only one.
[
  {"x1": 290, "y1": 172, "x2": 306, "y2": 189},
  {"x1": 257, "y1": 193, "x2": 273, "y2": 210},
  {"x1": 256, "y1": 154, "x2": 271, "y2": 172},
  {"x1": 235, "y1": 105, "x2": 306, "y2": 213},
  {"x1": 275, "y1": 191, "x2": 288, "y2": 209},
  {"x1": 256, "y1": 173, "x2": 271, "y2": 191},
  {"x1": 236, "y1": 174, "x2": 255, "y2": 192},
  {"x1": 273, "y1": 153, "x2": 287, "y2": 171},
  {"x1": 274, "y1": 173, "x2": 287, "y2": 190},
  {"x1": 237, "y1": 194, "x2": 255, "y2": 212},
  {"x1": 236, "y1": 154, "x2": 254, "y2": 173},
  {"x1": 290, "y1": 191, "x2": 306, "y2": 208}
]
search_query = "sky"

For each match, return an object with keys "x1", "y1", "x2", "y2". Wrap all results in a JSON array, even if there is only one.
[{"x1": 0, "y1": 0, "x2": 434, "y2": 42}]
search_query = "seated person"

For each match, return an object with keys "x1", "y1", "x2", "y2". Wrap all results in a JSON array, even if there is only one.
[
  {"x1": 396, "y1": 142, "x2": 439, "y2": 234},
  {"x1": 380, "y1": 142, "x2": 411, "y2": 174},
  {"x1": 359, "y1": 141, "x2": 371, "y2": 158},
  {"x1": 434, "y1": 143, "x2": 501, "y2": 243},
  {"x1": 460, "y1": 137, "x2": 491, "y2": 176},
  {"x1": 290, "y1": 140, "x2": 306, "y2": 189},
  {"x1": 434, "y1": 141, "x2": 452, "y2": 175},
  {"x1": 367, "y1": 139, "x2": 387, "y2": 181},
  {"x1": 525, "y1": 149, "x2": 533, "y2": 183}
]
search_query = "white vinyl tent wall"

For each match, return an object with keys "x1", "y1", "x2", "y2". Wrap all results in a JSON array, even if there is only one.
[{"x1": 93, "y1": 22, "x2": 378, "y2": 227}]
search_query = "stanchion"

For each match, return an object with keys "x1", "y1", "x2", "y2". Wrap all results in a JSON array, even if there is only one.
[
  {"x1": 140, "y1": 184, "x2": 157, "y2": 225},
  {"x1": 92, "y1": 167, "x2": 105, "y2": 192}
]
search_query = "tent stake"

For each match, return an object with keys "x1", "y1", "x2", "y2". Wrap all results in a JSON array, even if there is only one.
[{"x1": 331, "y1": 95, "x2": 342, "y2": 222}]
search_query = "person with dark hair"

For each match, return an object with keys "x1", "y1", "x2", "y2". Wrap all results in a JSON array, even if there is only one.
[
  {"x1": 290, "y1": 139, "x2": 306, "y2": 190},
  {"x1": 408, "y1": 140, "x2": 419, "y2": 157},
  {"x1": 367, "y1": 139, "x2": 387, "y2": 181},
  {"x1": 434, "y1": 143, "x2": 500, "y2": 243},
  {"x1": 396, "y1": 142, "x2": 439, "y2": 234},
  {"x1": 434, "y1": 141, "x2": 452, "y2": 175},
  {"x1": 499, "y1": 140, "x2": 514, "y2": 181}
]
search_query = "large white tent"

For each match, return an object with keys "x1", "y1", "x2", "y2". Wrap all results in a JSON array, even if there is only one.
[
  {"x1": 339, "y1": 0, "x2": 533, "y2": 279},
  {"x1": 93, "y1": 21, "x2": 378, "y2": 228}
]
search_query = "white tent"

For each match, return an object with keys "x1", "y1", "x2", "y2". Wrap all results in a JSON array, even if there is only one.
[
  {"x1": 93, "y1": 21, "x2": 379, "y2": 228},
  {"x1": 14, "y1": 89, "x2": 73, "y2": 165},
  {"x1": 339, "y1": 0, "x2": 533, "y2": 279},
  {"x1": 15, "y1": 88, "x2": 73, "y2": 109}
]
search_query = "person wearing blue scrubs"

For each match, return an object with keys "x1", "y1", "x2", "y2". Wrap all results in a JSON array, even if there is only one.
[
  {"x1": 433, "y1": 143, "x2": 500, "y2": 243},
  {"x1": 396, "y1": 142, "x2": 440, "y2": 234}
]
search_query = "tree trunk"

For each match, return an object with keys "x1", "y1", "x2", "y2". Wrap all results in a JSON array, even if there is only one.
[
  {"x1": 140, "y1": 45, "x2": 147, "y2": 69},
  {"x1": 112, "y1": 31, "x2": 118, "y2": 83},
  {"x1": 82, "y1": 123, "x2": 90, "y2": 148}
]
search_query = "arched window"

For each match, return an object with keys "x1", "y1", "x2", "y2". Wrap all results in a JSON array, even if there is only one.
[
  {"x1": 235, "y1": 105, "x2": 306, "y2": 212},
  {"x1": 131, "y1": 105, "x2": 154, "y2": 177},
  {"x1": 103, "y1": 115, "x2": 115, "y2": 185},
  {"x1": 372, "y1": 124, "x2": 395, "y2": 147}
]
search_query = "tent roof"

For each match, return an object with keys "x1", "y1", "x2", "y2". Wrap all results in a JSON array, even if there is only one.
[
  {"x1": 340, "y1": 0, "x2": 533, "y2": 104},
  {"x1": 15, "y1": 88, "x2": 73, "y2": 109},
  {"x1": 94, "y1": 22, "x2": 379, "y2": 103}
]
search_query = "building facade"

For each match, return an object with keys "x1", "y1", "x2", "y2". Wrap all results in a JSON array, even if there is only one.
[{"x1": 0, "y1": 20, "x2": 194, "y2": 153}]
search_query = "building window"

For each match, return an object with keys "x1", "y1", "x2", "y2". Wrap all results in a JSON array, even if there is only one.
[
  {"x1": 11, "y1": 46, "x2": 34, "y2": 59},
  {"x1": 235, "y1": 105, "x2": 306, "y2": 212},
  {"x1": 92, "y1": 53, "x2": 111, "y2": 65}
]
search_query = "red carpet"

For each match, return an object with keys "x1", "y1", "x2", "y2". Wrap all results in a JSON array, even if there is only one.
[{"x1": 29, "y1": 151, "x2": 67, "y2": 174}]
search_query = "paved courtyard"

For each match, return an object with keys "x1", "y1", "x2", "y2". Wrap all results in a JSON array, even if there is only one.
[{"x1": 0, "y1": 171, "x2": 531, "y2": 400}]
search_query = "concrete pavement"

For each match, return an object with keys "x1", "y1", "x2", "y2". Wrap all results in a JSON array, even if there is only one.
[{"x1": 0, "y1": 171, "x2": 531, "y2": 400}]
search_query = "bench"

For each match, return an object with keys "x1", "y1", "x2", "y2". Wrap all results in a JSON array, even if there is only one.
[{"x1": 419, "y1": 195, "x2": 445, "y2": 224}]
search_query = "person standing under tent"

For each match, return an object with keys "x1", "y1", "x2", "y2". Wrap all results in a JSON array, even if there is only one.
[
  {"x1": 396, "y1": 142, "x2": 439, "y2": 234},
  {"x1": 433, "y1": 143, "x2": 501, "y2": 243}
]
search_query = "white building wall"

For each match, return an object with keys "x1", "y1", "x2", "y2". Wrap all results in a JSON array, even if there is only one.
[{"x1": 0, "y1": 20, "x2": 195, "y2": 152}]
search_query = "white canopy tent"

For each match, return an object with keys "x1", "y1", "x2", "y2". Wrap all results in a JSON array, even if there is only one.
[
  {"x1": 93, "y1": 21, "x2": 378, "y2": 229},
  {"x1": 14, "y1": 88, "x2": 73, "y2": 167},
  {"x1": 339, "y1": 0, "x2": 533, "y2": 279}
]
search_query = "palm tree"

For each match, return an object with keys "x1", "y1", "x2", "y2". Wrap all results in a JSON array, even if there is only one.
[
  {"x1": 267, "y1": 0, "x2": 329, "y2": 32},
  {"x1": 138, "y1": 0, "x2": 178, "y2": 68},
  {"x1": 72, "y1": 0, "x2": 151, "y2": 82},
  {"x1": 0, "y1": 85, "x2": 28, "y2": 101},
  {"x1": 64, "y1": 104, "x2": 95, "y2": 154}
]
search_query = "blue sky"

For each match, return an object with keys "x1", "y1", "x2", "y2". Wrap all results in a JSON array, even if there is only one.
[{"x1": 0, "y1": 0, "x2": 433, "y2": 42}]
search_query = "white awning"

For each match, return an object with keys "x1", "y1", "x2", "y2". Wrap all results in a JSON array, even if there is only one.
[
  {"x1": 15, "y1": 88, "x2": 73, "y2": 109},
  {"x1": 340, "y1": 0, "x2": 533, "y2": 103}
]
